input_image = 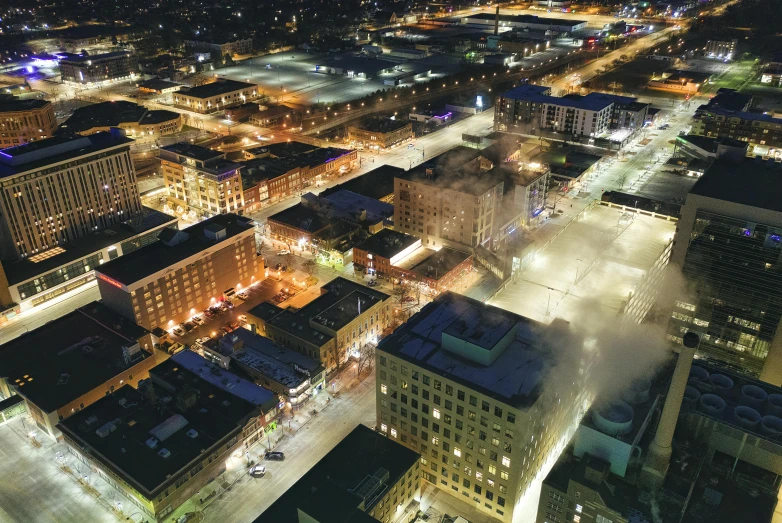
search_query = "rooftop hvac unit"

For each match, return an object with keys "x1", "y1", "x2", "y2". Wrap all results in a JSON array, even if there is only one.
[
  {"x1": 761, "y1": 415, "x2": 782, "y2": 437},
  {"x1": 740, "y1": 384, "x2": 768, "y2": 410},
  {"x1": 708, "y1": 374, "x2": 734, "y2": 396},
  {"x1": 146, "y1": 437, "x2": 159, "y2": 449},
  {"x1": 698, "y1": 394, "x2": 726, "y2": 416},
  {"x1": 732, "y1": 406, "x2": 761, "y2": 430},
  {"x1": 158, "y1": 448, "x2": 171, "y2": 458},
  {"x1": 186, "y1": 429, "x2": 199, "y2": 439},
  {"x1": 766, "y1": 394, "x2": 782, "y2": 417}
]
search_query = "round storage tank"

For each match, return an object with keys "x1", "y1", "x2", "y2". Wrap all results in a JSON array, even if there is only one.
[
  {"x1": 761, "y1": 416, "x2": 782, "y2": 437},
  {"x1": 708, "y1": 374, "x2": 734, "y2": 396},
  {"x1": 683, "y1": 386, "x2": 701, "y2": 407},
  {"x1": 733, "y1": 406, "x2": 761, "y2": 430},
  {"x1": 699, "y1": 394, "x2": 726, "y2": 416},
  {"x1": 591, "y1": 401, "x2": 634, "y2": 436},
  {"x1": 623, "y1": 377, "x2": 652, "y2": 404},
  {"x1": 766, "y1": 394, "x2": 782, "y2": 417},
  {"x1": 740, "y1": 384, "x2": 768, "y2": 409},
  {"x1": 690, "y1": 366, "x2": 710, "y2": 382}
]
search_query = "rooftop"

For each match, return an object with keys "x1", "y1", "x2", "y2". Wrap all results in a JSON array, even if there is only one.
[
  {"x1": 178, "y1": 79, "x2": 256, "y2": 99},
  {"x1": 161, "y1": 142, "x2": 224, "y2": 162},
  {"x1": 398, "y1": 147, "x2": 504, "y2": 196},
  {"x1": 56, "y1": 101, "x2": 179, "y2": 134},
  {"x1": 701, "y1": 88, "x2": 752, "y2": 112},
  {"x1": 254, "y1": 424, "x2": 419, "y2": 523},
  {"x1": 466, "y1": 12, "x2": 587, "y2": 27},
  {"x1": 354, "y1": 228, "x2": 419, "y2": 260},
  {"x1": 226, "y1": 329, "x2": 324, "y2": 389},
  {"x1": 2, "y1": 207, "x2": 176, "y2": 286},
  {"x1": 322, "y1": 189, "x2": 394, "y2": 224},
  {"x1": 137, "y1": 78, "x2": 182, "y2": 91},
  {"x1": 319, "y1": 164, "x2": 403, "y2": 201},
  {"x1": 267, "y1": 203, "x2": 330, "y2": 233},
  {"x1": 95, "y1": 214, "x2": 254, "y2": 286},
  {"x1": 60, "y1": 51, "x2": 133, "y2": 64},
  {"x1": 0, "y1": 301, "x2": 150, "y2": 413},
  {"x1": 402, "y1": 247, "x2": 472, "y2": 281},
  {"x1": 57, "y1": 362, "x2": 264, "y2": 496},
  {"x1": 501, "y1": 84, "x2": 638, "y2": 111},
  {"x1": 378, "y1": 292, "x2": 554, "y2": 409},
  {"x1": 0, "y1": 98, "x2": 50, "y2": 113},
  {"x1": 266, "y1": 140, "x2": 320, "y2": 158},
  {"x1": 319, "y1": 56, "x2": 398, "y2": 77},
  {"x1": 0, "y1": 131, "x2": 133, "y2": 176},
  {"x1": 352, "y1": 117, "x2": 411, "y2": 134},
  {"x1": 689, "y1": 157, "x2": 782, "y2": 213}
]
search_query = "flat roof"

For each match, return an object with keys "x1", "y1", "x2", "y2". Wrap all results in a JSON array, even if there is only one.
[
  {"x1": 319, "y1": 164, "x2": 402, "y2": 201},
  {"x1": 161, "y1": 142, "x2": 224, "y2": 162},
  {"x1": 501, "y1": 84, "x2": 638, "y2": 111},
  {"x1": 254, "y1": 424, "x2": 419, "y2": 523},
  {"x1": 268, "y1": 203, "x2": 330, "y2": 233},
  {"x1": 354, "y1": 228, "x2": 419, "y2": 260},
  {"x1": 378, "y1": 292, "x2": 551, "y2": 409},
  {"x1": 466, "y1": 12, "x2": 587, "y2": 27},
  {"x1": 0, "y1": 131, "x2": 133, "y2": 176},
  {"x1": 178, "y1": 79, "x2": 255, "y2": 99},
  {"x1": 95, "y1": 214, "x2": 253, "y2": 286},
  {"x1": 266, "y1": 140, "x2": 320, "y2": 158},
  {"x1": 60, "y1": 51, "x2": 133, "y2": 63},
  {"x1": 137, "y1": 78, "x2": 182, "y2": 90},
  {"x1": 404, "y1": 247, "x2": 472, "y2": 281},
  {"x1": 0, "y1": 98, "x2": 50, "y2": 112},
  {"x1": 56, "y1": 100, "x2": 179, "y2": 134},
  {"x1": 2, "y1": 207, "x2": 176, "y2": 285},
  {"x1": 57, "y1": 366, "x2": 262, "y2": 496},
  {"x1": 689, "y1": 157, "x2": 782, "y2": 212},
  {"x1": 323, "y1": 189, "x2": 394, "y2": 223},
  {"x1": 228, "y1": 329, "x2": 324, "y2": 389},
  {"x1": 351, "y1": 117, "x2": 411, "y2": 134},
  {"x1": 397, "y1": 147, "x2": 505, "y2": 196},
  {"x1": 0, "y1": 301, "x2": 150, "y2": 413},
  {"x1": 319, "y1": 56, "x2": 398, "y2": 76}
]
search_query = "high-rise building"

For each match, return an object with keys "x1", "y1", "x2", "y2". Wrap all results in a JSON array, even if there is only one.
[
  {"x1": 94, "y1": 214, "x2": 263, "y2": 331},
  {"x1": 0, "y1": 131, "x2": 142, "y2": 259},
  {"x1": 160, "y1": 143, "x2": 244, "y2": 218},
  {"x1": 667, "y1": 158, "x2": 782, "y2": 384},
  {"x1": 0, "y1": 98, "x2": 56, "y2": 148},
  {"x1": 375, "y1": 292, "x2": 583, "y2": 523},
  {"x1": 59, "y1": 51, "x2": 139, "y2": 84}
]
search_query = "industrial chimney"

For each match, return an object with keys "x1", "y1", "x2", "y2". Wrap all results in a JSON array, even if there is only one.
[
  {"x1": 641, "y1": 331, "x2": 700, "y2": 488},
  {"x1": 494, "y1": 5, "x2": 500, "y2": 36}
]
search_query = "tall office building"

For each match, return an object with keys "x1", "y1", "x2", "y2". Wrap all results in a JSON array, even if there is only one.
[
  {"x1": 59, "y1": 51, "x2": 139, "y2": 84},
  {"x1": 160, "y1": 143, "x2": 244, "y2": 218},
  {"x1": 667, "y1": 158, "x2": 782, "y2": 385},
  {"x1": 376, "y1": 292, "x2": 583, "y2": 523},
  {"x1": 0, "y1": 131, "x2": 142, "y2": 260}
]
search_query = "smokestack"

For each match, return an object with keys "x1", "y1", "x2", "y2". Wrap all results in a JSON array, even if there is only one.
[
  {"x1": 641, "y1": 331, "x2": 699, "y2": 488},
  {"x1": 494, "y1": 5, "x2": 500, "y2": 36}
]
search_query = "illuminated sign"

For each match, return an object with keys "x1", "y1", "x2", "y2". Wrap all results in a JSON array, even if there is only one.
[
  {"x1": 476, "y1": 95, "x2": 483, "y2": 108},
  {"x1": 97, "y1": 272, "x2": 124, "y2": 289}
]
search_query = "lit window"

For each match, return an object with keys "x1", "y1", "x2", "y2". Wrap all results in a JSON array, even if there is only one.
[
  {"x1": 576, "y1": 504, "x2": 583, "y2": 513},
  {"x1": 476, "y1": 471, "x2": 483, "y2": 482},
  {"x1": 381, "y1": 424, "x2": 388, "y2": 432},
  {"x1": 501, "y1": 456, "x2": 511, "y2": 467},
  {"x1": 574, "y1": 516, "x2": 581, "y2": 523},
  {"x1": 454, "y1": 448, "x2": 462, "y2": 457},
  {"x1": 391, "y1": 428, "x2": 398, "y2": 438},
  {"x1": 433, "y1": 409, "x2": 441, "y2": 419},
  {"x1": 381, "y1": 384, "x2": 387, "y2": 394}
]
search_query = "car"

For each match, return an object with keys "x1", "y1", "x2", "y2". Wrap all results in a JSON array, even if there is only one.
[
  {"x1": 224, "y1": 300, "x2": 235, "y2": 309},
  {"x1": 277, "y1": 250, "x2": 290, "y2": 256},
  {"x1": 367, "y1": 280, "x2": 377, "y2": 287},
  {"x1": 173, "y1": 326, "x2": 186, "y2": 336},
  {"x1": 249, "y1": 465, "x2": 266, "y2": 477},
  {"x1": 192, "y1": 316, "x2": 205, "y2": 326},
  {"x1": 238, "y1": 314, "x2": 247, "y2": 323},
  {"x1": 168, "y1": 342, "x2": 185, "y2": 355},
  {"x1": 265, "y1": 451, "x2": 285, "y2": 461},
  {"x1": 184, "y1": 322, "x2": 195, "y2": 332},
  {"x1": 407, "y1": 143, "x2": 414, "y2": 149},
  {"x1": 204, "y1": 309, "x2": 214, "y2": 318},
  {"x1": 237, "y1": 292, "x2": 249, "y2": 301},
  {"x1": 196, "y1": 336, "x2": 211, "y2": 344}
]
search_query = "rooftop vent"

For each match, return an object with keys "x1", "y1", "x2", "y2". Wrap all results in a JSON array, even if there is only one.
[
  {"x1": 57, "y1": 373, "x2": 70, "y2": 385},
  {"x1": 186, "y1": 429, "x2": 199, "y2": 439},
  {"x1": 158, "y1": 448, "x2": 171, "y2": 458},
  {"x1": 85, "y1": 415, "x2": 99, "y2": 427},
  {"x1": 146, "y1": 437, "x2": 159, "y2": 449}
]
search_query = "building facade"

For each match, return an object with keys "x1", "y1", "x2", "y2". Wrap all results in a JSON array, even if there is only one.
[
  {"x1": 57, "y1": 100, "x2": 182, "y2": 137},
  {"x1": 184, "y1": 38, "x2": 253, "y2": 57},
  {"x1": 376, "y1": 293, "x2": 583, "y2": 523},
  {"x1": 95, "y1": 214, "x2": 263, "y2": 331},
  {"x1": 173, "y1": 79, "x2": 259, "y2": 114},
  {"x1": 60, "y1": 51, "x2": 139, "y2": 84},
  {"x1": 0, "y1": 132, "x2": 143, "y2": 259},
  {"x1": 348, "y1": 119, "x2": 414, "y2": 150},
  {"x1": 161, "y1": 143, "x2": 244, "y2": 218},
  {"x1": 705, "y1": 39, "x2": 737, "y2": 59},
  {"x1": 0, "y1": 99, "x2": 56, "y2": 148}
]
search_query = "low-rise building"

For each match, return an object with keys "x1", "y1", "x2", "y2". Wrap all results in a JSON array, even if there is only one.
[
  {"x1": 0, "y1": 301, "x2": 156, "y2": 439},
  {"x1": 266, "y1": 204, "x2": 331, "y2": 249},
  {"x1": 254, "y1": 424, "x2": 421, "y2": 523},
  {"x1": 225, "y1": 328, "x2": 326, "y2": 408},
  {"x1": 353, "y1": 228, "x2": 421, "y2": 278},
  {"x1": 249, "y1": 105, "x2": 301, "y2": 127},
  {"x1": 184, "y1": 38, "x2": 253, "y2": 57},
  {"x1": 461, "y1": 13, "x2": 587, "y2": 33},
  {"x1": 173, "y1": 79, "x2": 259, "y2": 114},
  {"x1": 348, "y1": 118, "x2": 413, "y2": 150},
  {"x1": 137, "y1": 78, "x2": 182, "y2": 95},
  {"x1": 58, "y1": 350, "x2": 278, "y2": 522},
  {"x1": 0, "y1": 98, "x2": 56, "y2": 148},
  {"x1": 160, "y1": 143, "x2": 244, "y2": 217},
  {"x1": 56, "y1": 100, "x2": 182, "y2": 137},
  {"x1": 647, "y1": 69, "x2": 711, "y2": 94},
  {"x1": 94, "y1": 214, "x2": 263, "y2": 331},
  {"x1": 60, "y1": 51, "x2": 139, "y2": 84},
  {"x1": 705, "y1": 39, "x2": 737, "y2": 60},
  {"x1": 692, "y1": 89, "x2": 782, "y2": 150},
  {"x1": 320, "y1": 164, "x2": 403, "y2": 204},
  {"x1": 246, "y1": 277, "x2": 391, "y2": 371}
]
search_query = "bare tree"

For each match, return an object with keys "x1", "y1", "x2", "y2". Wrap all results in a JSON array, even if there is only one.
[
  {"x1": 303, "y1": 258, "x2": 317, "y2": 276},
  {"x1": 356, "y1": 342, "x2": 375, "y2": 376}
]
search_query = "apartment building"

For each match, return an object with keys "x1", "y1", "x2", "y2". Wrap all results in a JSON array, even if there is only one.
[
  {"x1": 0, "y1": 98, "x2": 56, "y2": 148},
  {"x1": 94, "y1": 214, "x2": 263, "y2": 331},
  {"x1": 57, "y1": 100, "x2": 182, "y2": 137},
  {"x1": 348, "y1": 118, "x2": 414, "y2": 150},
  {"x1": 256, "y1": 424, "x2": 421, "y2": 523},
  {"x1": 184, "y1": 38, "x2": 253, "y2": 57},
  {"x1": 0, "y1": 131, "x2": 143, "y2": 259},
  {"x1": 60, "y1": 51, "x2": 139, "y2": 84},
  {"x1": 692, "y1": 89, "x2": 782, "y2": 149},
  {"x1": 376, "y1": 292, "x2": 583, "y2": 523},
  {"x1": 667, "y1": 158, "x2": 782, "y2": 385},
  {"x1": 0, "y1": 301, "x2": 156, "y2": 439},
  {"x1": 246, "y1": 277, "x2": 391, "y2": 371},
  {"x1": 173, "y1": 79, "x2": 258, "y2": 114},
  {"x1": 494, "y1": 85, "x2": 647, "y2": 139},
  {"x1": 58, "y1": 351, "x2": 278, "y2": 522},
  {"x1": 160, "y1": 143, "x2": 244, "y2": 218}
]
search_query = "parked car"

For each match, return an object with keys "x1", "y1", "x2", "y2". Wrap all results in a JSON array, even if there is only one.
[
  {"x1": 367, "y1": 280, "x2": 377, "y2": 287},
  {"x1": 265, "y1": 451, "x2": 285, "y2": 461},
  {"x1": 224, "y1": 300, "x2": 235, "y2": 309},
  {"x1": 196, "y1": 336, "x2": 211, "y2": 345},
  {"x1": 238, "y1": 314, "x2": 247, "y2": 324},
  {"x1": 237, "y1": 292, "x2": 249, "y2": 301},
  {"x1": 168, "y1": 342, "x2": 185, "y2": 355},
  {"x1": 173, "y1": 326, "x2": 186, "y2": 336},
  {"x1": 249, "y1": 465, "x2": 266, "y2": 477},
  {"x1": 277, "y1": 250, "x2": 290, "y2": 256},
  {"x1": 204, "y1": 309, "x2": 215, "y2": 318},
  {"x1": 184, "y1": 322, "x2": 195, "y2": 332},
  {"x1": 192, "y1": 316, "x2": 205, "y2": 326}
]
